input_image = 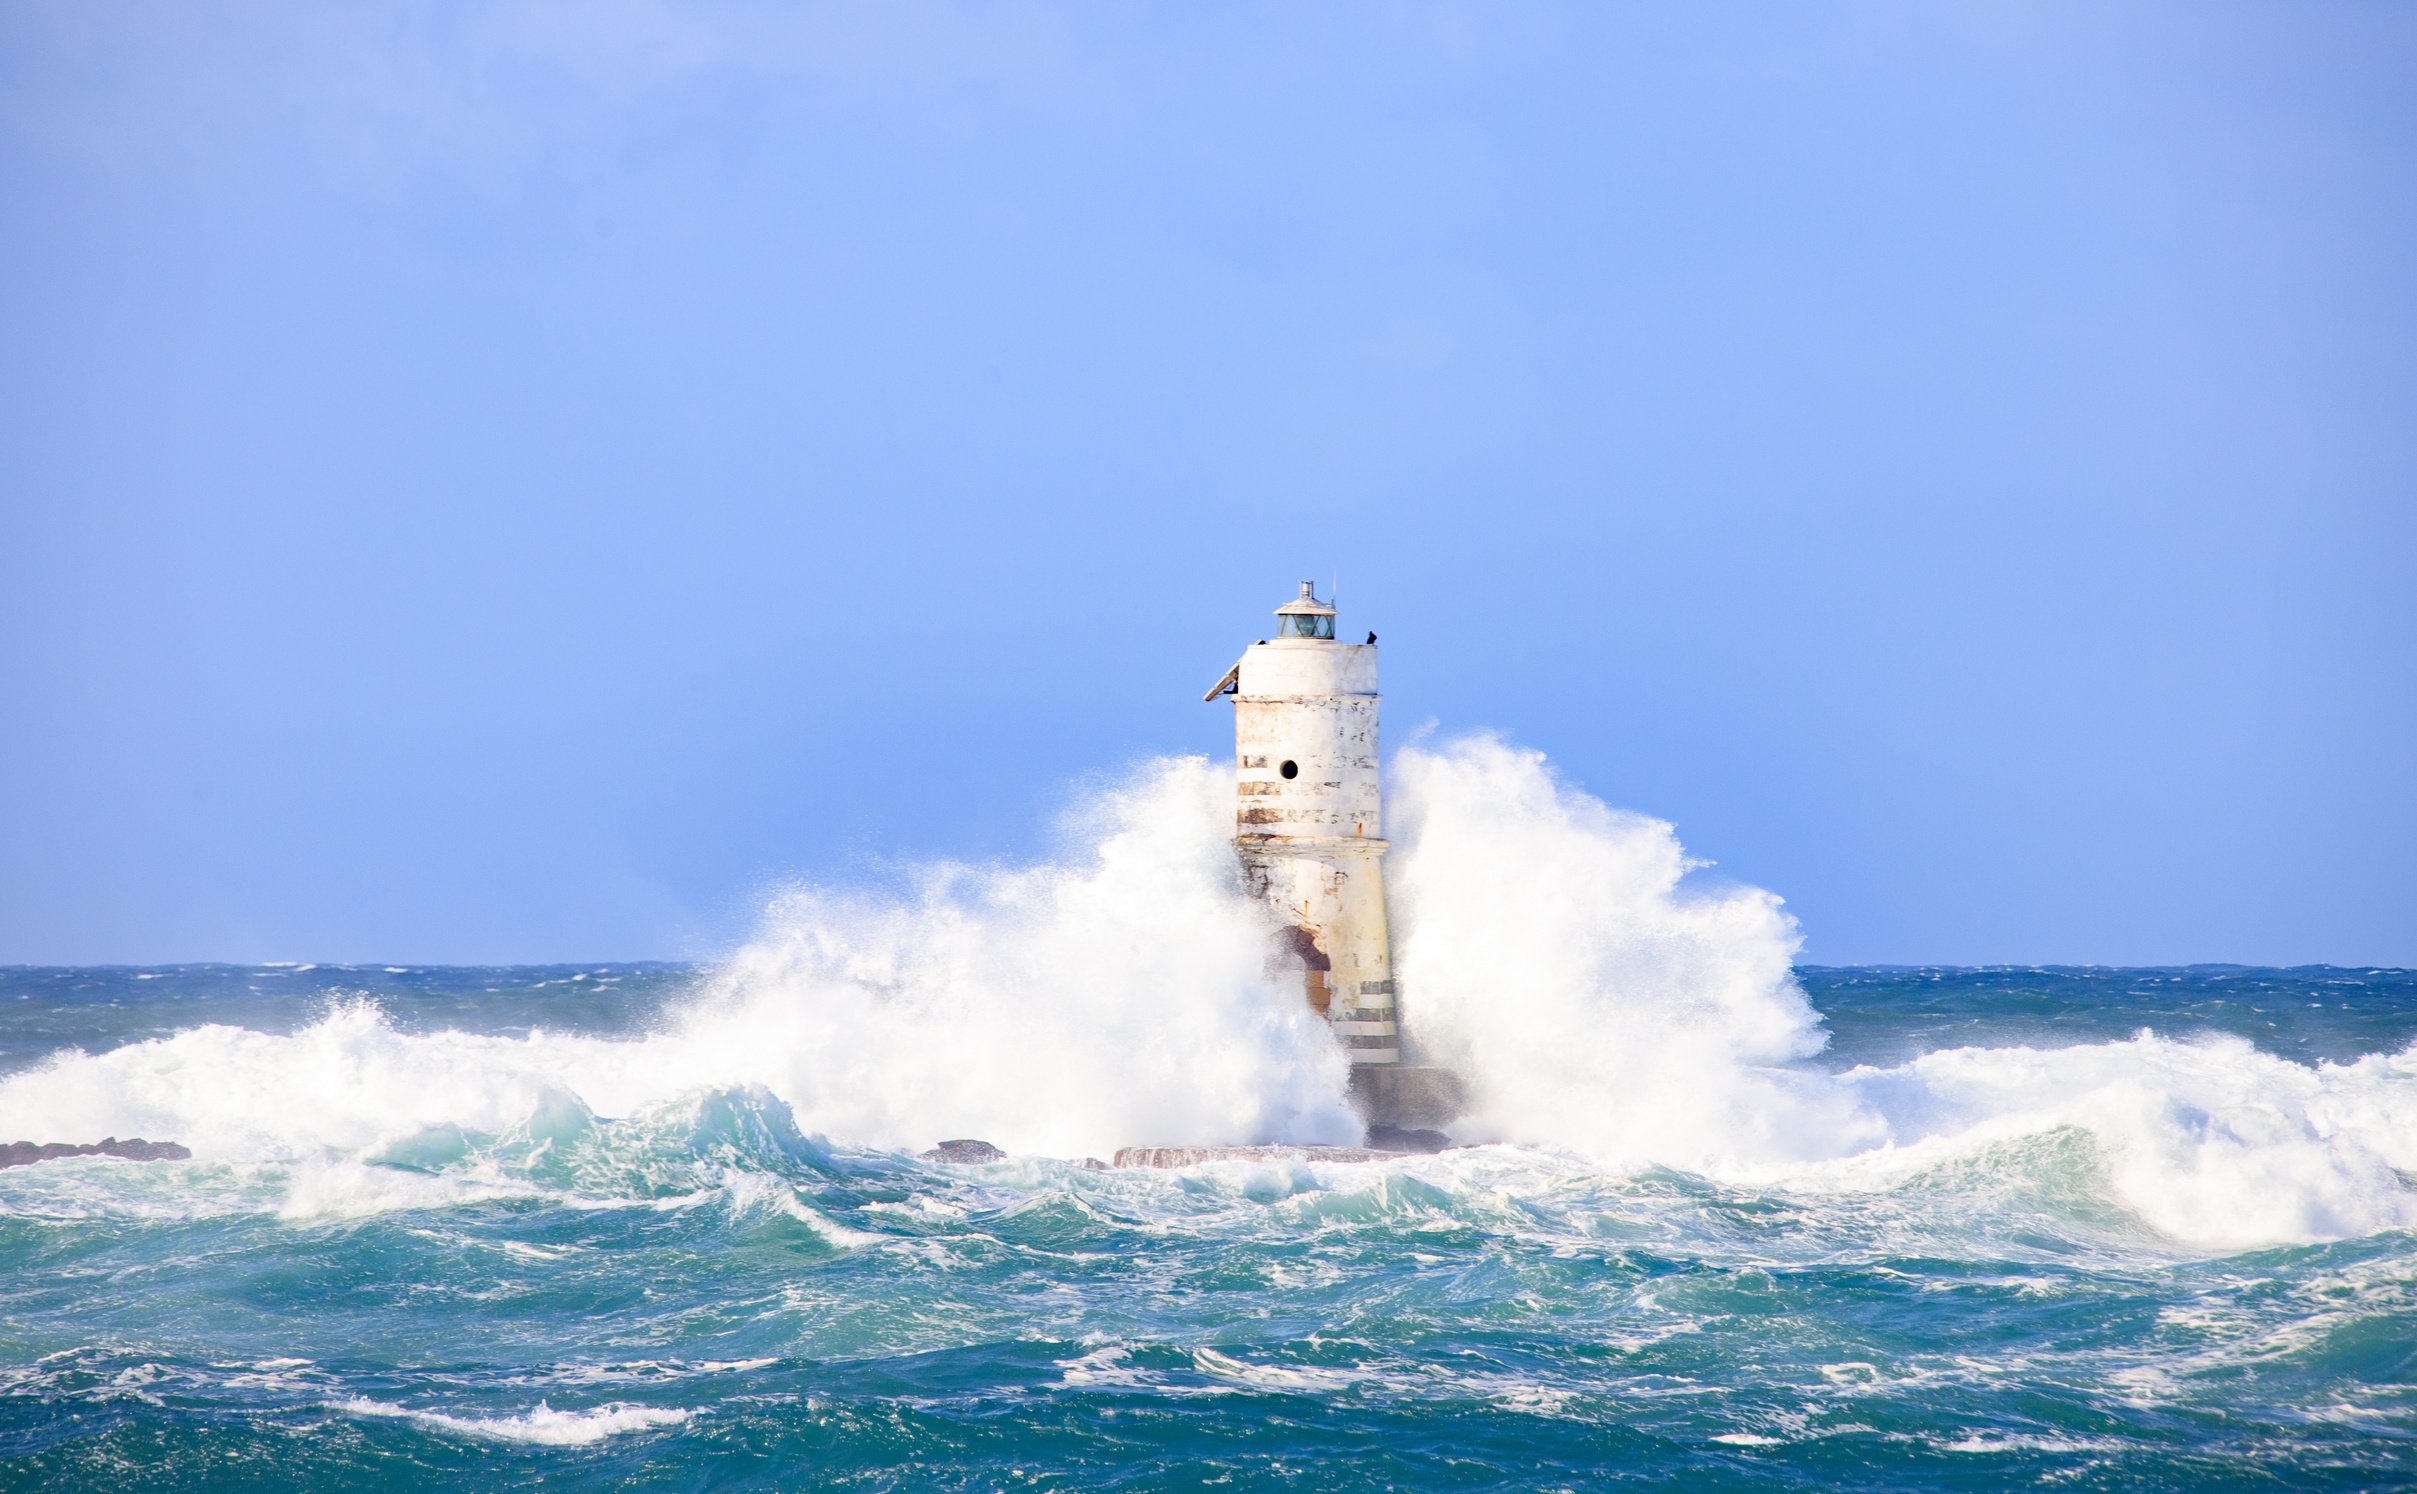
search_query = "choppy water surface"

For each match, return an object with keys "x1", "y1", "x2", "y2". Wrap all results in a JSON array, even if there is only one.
[{"x1": 1, "y1": 962, "x2": 2411, "y2": 1490}]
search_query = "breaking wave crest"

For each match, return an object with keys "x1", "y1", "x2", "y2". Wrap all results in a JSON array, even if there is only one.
[
  {"x1": 0, "y1": 762, "x2": 1352, "y2": 1168},
  {"x1": 679, "y1": 760, "x2": 1355, "y2": 1155},
  {"x1": 336, "y1": 1399, "x2": 690, "y2": 1445},
  {"x1": 1391, "y1": 735, "x2": 1856, "y2": 1164},
  {"x1": 1, "y1": 741, "x2": 2412, "y2": 1250},
  {"x1": 1388, "y1": 737, "x2": 2417, "y2": 1248}
]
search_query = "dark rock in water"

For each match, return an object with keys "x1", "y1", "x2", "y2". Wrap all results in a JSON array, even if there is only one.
[
  {"x1": 1365, "y1": 1125, "x2": 1453, "y2": 1154},
  {"x1": 1, "y1": 1137, "x2": 191, "y2": 1170},
  {"x1": 921, "y1": 1139, "x2": 1007, "y2": 1164}
]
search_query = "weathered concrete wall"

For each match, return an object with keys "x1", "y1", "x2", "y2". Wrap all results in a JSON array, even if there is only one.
[
  {"x1": 1241, "y1": 842, "x2": 1396, "y2": 1062},
  {"x1": 1229, "y1": 636, "x2": 1399, "y2": 1065}
]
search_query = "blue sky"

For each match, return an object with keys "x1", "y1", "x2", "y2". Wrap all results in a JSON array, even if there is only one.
[{"x1": 2, "y1": 2, "x2": 2411, "y2": 965}]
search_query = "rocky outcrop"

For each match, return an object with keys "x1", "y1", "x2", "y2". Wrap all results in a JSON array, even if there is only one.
[
  {"x1": 1364, "y1": 1125, "x2": 1452, "y2": 1154},
  {"x1": 918, "y1": 1139, "x2": 1109, "y2": 1168},
  {"x1": 1, "y1": 1138, "x2": 191, "y2": 1170},
  {"x1": 920, "y1": 1139, "x2": 1008, "y2": 1164}
]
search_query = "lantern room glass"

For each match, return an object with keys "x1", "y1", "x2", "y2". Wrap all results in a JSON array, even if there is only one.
[{"x1": 1278, "y1": 613, "x2": 1334, "y2": 639}]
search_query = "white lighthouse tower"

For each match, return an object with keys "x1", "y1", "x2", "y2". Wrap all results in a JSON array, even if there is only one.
[
  {"x1": 1206, "y1": 583, "x2": 1459, "y2": 1129},
  {"x1": 1205, "y1": 582, "x2": 1399, "y2": 1063}
]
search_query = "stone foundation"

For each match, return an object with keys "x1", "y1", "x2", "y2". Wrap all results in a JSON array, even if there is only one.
[{"x1": 1348, "y1": 1065, "x2": 1464, "y2": 1130}]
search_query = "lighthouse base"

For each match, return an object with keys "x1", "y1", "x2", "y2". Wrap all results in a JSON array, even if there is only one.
[{"x1": 1348, "y1": 1065, "x2": 1465, "y2": 1131}]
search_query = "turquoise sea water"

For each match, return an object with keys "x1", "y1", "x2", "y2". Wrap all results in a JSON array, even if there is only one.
[{"x1": 2, "y1": 964, "x2": 2413, "y2": 1490}]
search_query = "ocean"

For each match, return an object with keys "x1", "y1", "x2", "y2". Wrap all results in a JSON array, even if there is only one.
[{"x1": 2, "y1": 748, "x2": 2412, "y2": 1489}]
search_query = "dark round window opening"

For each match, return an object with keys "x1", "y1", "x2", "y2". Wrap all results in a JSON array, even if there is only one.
[{"x1": 1279, "y1": 760, "x2": 1299, "y2": 780}]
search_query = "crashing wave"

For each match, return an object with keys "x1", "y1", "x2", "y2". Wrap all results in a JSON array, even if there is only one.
[{"x1": 0, "y1": 743, "x2": 2410, "y2": 1249}]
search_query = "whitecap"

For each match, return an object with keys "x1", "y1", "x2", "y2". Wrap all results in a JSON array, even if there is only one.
[
  {"x1": 335, "y1": 1398, "x2": 689, "y2": 1445},
  {"x1": 4, "y1": 746, "x2": 2411, "y2": 1256}
]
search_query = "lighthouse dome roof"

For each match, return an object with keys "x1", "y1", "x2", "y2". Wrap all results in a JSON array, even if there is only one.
[{"x1": 1274, "y1": 581, "x2": 1336, "y2": 617}]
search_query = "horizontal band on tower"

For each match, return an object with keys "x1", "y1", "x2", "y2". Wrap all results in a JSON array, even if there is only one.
[
  {"x1": 1331, "y1": 1021, "x2": 1399, "y2": 1037},
  {"x1": 1234, "y1": 835, "x2": 1390, "y2": 854},
  {"x1": 1233, "y1": 693, "x2": 1380, "y2": 703}
]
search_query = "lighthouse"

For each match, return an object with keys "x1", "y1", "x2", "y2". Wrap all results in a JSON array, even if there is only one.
[{"x1": 1205, "y1": 583, "x2": 1460, "y2": 1130}]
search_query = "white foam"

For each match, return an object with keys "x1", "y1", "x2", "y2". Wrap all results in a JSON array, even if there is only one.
[
  {"x1": 1057, "y1": 1345, "x2": 1155, "y2": 1390},
  {"x1": 1820, "y1": 1033, "x2": 2417, "y2": 1247},
  {"x1": 1384, "y1": 736, "x2": 2417, "y2": 1249},
  {"x1": 0, "y1": 761, "x2": 1352, "y2": 1171},
  {"x1": 336, "y1": 1398, "x2": 689, "y2": 1444},
  {"x1": 667, "y1": 759, "x2": 1359, "y2": 1155},
  {"x1": 0, "y1": 1003, "x2": 607, "y2": 1162},
  {"x1": 1390, "y1": 736, "x2": 1875, "y2": 1168},
  {"x1": 1941, "y1": 1434, "x2": 2128, "y2": 1454},
  {"x1": 1191, "y1": 1347, "x2": 1364, "y2": 1392},
  {"x1": 274, "y1": 1155, "x2": 532, "y2": 1221},
  {"x1": 2, "y1": 741, "x2": 2411, "y2": 1251}
]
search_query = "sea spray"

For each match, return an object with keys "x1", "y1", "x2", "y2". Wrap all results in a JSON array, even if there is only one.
[
  {"x1": 1386, "y1": 735, "x2": 2417, "y2": 1246},
  {"x1": 673, "y1": 757, "x2": 1356, "y2": 1155},
  {"x1": 1, "y1": 742, "x2": 2412, "y2": 1248},
  {"x1": 0, "y1": 760, "x2": 1356, "y2": 1165},
  {"x1": 1388, "y1": 734, "x2": 1878, "y2": 1166},
  {"x1": 1822, "y1": 1032, "x2": 2417, "y2": 1246}
]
